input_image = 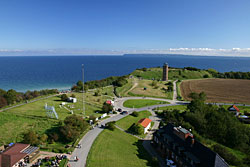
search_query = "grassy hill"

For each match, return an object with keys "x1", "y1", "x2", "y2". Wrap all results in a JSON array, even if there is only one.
[{"x1": 131, "y1": 67, "x2": 212, "y2": 80}]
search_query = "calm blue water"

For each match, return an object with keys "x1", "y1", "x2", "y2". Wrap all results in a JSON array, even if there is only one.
[{"x1": 1, "y1": 55, "x2": 250, "y2": 92}]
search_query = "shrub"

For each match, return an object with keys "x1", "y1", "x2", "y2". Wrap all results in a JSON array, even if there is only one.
[
  {"x1": 131, "y1": 111, "x2": 139, "y2": 117},
  {"x1": 106, "y1": 121, "x2": 116, "y2": 131},
  {"x1": 212, "y1": 144, "x2": 241, "y2": 166},
  {"x1": 130, "y1": 123, "x2": 144, "y2": 135},
  {"x1": 61, "y1": 94, "x2": 68, "y2": 101}
]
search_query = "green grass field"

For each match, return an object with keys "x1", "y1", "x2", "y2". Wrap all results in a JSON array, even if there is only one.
[
  {"x1": 116, "y1": 110, "x2": 151, "y2": 131},
  {"x1": 127, "y1": 79, "x2": 173, "y2": 99},
  {"x1": 116, "y1": 79, "x2": 134, "y2": 97},
  {"x1": 86, "y1": 128, "x2": 157, "y2": 167},
  {"x1": 155, "y1": 105, "x2": 187, "y2": 112},
  {"x1": 0, "y1": 89, "x2": 114, "y2": 148},
  {"x1": 123, "y1": 99, "x2": 168, "y2": 108},
  {"x1": 131, "y1": 68, "x2": 212, "y2": 80}
]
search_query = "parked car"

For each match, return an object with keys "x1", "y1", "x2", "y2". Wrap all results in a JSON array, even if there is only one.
[
  {"x1": 121, "y1": 111, "x2": 128, "y2": 115},
  {"x1": 118, "y1": 108, "x2": 122, "y2": 112}
]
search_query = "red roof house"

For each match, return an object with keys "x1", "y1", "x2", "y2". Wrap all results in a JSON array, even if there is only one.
[{"x1": 138, "y1": 118, "x2": 152, "y2": 134}]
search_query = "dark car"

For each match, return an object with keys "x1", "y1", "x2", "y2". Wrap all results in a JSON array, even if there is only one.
[
  {"x1": 121, "y1": 111, "x2": 128, "y2": 115},
  {"x1": 118, "y1": 108, "x2": 122, "y2": 112}
]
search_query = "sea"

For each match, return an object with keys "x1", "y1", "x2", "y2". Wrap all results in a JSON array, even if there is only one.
[{"x1": 1, "y1": 54, "x2": 250, "y2": 92}]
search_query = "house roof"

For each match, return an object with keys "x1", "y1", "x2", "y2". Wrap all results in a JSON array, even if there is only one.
[
  {"x1": 228, "y1": 105, "x2": 240, "y2": 112},
  {"x1": 106, "y1": 100, "x2": 112, "y2": 105},
  {"x1": 138, "y1": 118, "x2": 152, "y2": 128},
  {"x1": 0, "y1": 143, "x2": 29, "y2": 167}
]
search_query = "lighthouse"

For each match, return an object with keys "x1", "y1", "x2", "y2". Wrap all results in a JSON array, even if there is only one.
[{"x1": 162, "y1": 63, "x2": 169, "y2": 81}]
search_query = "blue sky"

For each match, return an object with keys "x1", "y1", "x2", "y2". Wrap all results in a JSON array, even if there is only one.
[{"x1": 0, "y1": 0, "x2": 250, "y2": 54}]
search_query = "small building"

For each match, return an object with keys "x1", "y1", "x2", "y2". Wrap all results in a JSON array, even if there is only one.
[
  {"x1": 0, "y1": 143, "x2": 40, "y2": 167},
  {"x1": 68, "y1": 97, "x2": 77, "y2": 103},
  {"x1": 138, "y1": 118, "x2": 152, "y2": 134},
  {"x1": 106, "y1": 100, "x2": 114, "y2": 106},
  {"x1": 228, "y1": 105, "x2": 240, "y2": 116},
  {"x1": 153, "y1": 123, "x2": 229, "y2": 167}
]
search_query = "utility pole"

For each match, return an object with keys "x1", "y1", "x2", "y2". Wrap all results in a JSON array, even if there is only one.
[{"x1": 82, "y1": 64, "x2": 85, "y2": 117}]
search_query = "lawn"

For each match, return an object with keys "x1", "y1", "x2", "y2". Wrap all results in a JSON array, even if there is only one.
[
  {"x1": 116, "y1": 78, "x2": 134, "y2": 97},
  {"x1": 123, "y1": 99, "x2": 169, "y2": 108},
  {"x1": 131, "y1": 68, "x2": 212, "y2": 80},
  {"x1": 116, "y1": 110, "x2": 151, "y2": 131},
  {"x1": 128, "y1": 79, "x2": 173, "y2": 99},
  {"x1": 0, "y1": 88, "x2": 114, "y2": 148},
  {"x1": 86, "y1": 128, "x2": 157, "y2": 167},
  {"x1": 155, "y1": 105, "x2": 187, "y2": 112}
]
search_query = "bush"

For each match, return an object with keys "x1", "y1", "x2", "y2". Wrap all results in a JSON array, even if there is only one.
[
  {"x1": 131, "y1": 111, "x2": 139, "y2": 117},
  {"x1": 130, "y1": 123, "x2": 144, "y2": 135},
  {"x1": 106, "y1": 121, "x2": 116, "y2": 131},
  {"x1": 203, "y1": 74, "x2": 209, "y2": 78},
  {"x1": 212, "y1": 144, "x2": 241, "y2": 166},
  {"x1": 61, "y1": 94, "x2": 68, "y2": 101}
]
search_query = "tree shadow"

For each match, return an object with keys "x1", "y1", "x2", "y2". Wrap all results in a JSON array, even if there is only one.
[{"x1": 133, "y1": 140, "x2": 159, "y2": 167}]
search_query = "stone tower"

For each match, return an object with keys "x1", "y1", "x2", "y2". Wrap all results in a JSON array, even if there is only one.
[{"x1": 162, "y1": 63, "x2": 168, "y2": 81}]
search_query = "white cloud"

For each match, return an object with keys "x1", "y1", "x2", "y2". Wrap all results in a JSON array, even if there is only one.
[{"x1": 0, "y1": 48, "x2": 250, "y2": 57}]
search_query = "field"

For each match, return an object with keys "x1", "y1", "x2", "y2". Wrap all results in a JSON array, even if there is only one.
[
  {"x1": 180, "y1": 79, "x2": 250, "y2": 104},
  {"x1": 0, "y1": 87, "x2": 115, "y2": 148},
  {"x1": 155, "y1": 105, "x2": 187, "y2": 112},
  {"x1": 127, "y1": 79, "x2": 173, "y2": 99},
  {"x1": 131, "y1": 68, "x2": 212, "y2": 80},
  {"x1": 123, "y1": 99, "x2": 169, "y2": 108},
  {"x1": 86, "y1": 128, "x2": 157, "y2": 167},
  {"x1": 116, "y1": 110, "x2": 152, "y2": 131}
]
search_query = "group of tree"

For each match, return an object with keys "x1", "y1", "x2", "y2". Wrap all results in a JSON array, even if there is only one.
[
  {"x1": 60, "y1": 115, "x2": 88, "y2": 142},
  {"x1": 102, "y1": 102, "x2": 113, "y2": 113},
  {"x1": 23, "y1": 130, "x2": 48, "y2": 146},
  {"x1": 0, "y1": 88, "x2": 58, "y2": 108},
  {"x1": 71, "y1": 75, "x2": 128, "y2": 92},
  {"x1": 129, "y1": 123, "x2": 144, "y2": 135},
  {"x1": 106, "y1": 121, "x2": 116, "y2": 131},
  {"x1": 157, "y1": 92, "x2": 250, "y2": 166}
]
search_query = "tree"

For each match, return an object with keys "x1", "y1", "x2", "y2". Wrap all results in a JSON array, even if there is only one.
[
  {"x1": 106, "y1": 121, "x2": 116, "y2": 131},
  {"x1": 40, "y1": 134, "x2": 48, "y2": 143},
  {"x1": 130, "y1": 123, "x2": 144, "y2": 135},
  {"x1": 61, "y1": 94, "x2": 68, "y2": 101},
  {"x1": 23, "y1": 130, "x2": 39, "y2": 145},
  {"x1": 60, "y1": 115, "x2": 88, "y2": 142},
  {"x1": 102, "y1": 103, "x2": 113, "y2": 113},
  {"x1": 0, "y1": 96, "x2": 7, "y2": 108},
  {"x1": 131, "y1": 111, "x2": 139, "y2": 117},
  {"x1": 4, "y1": 89, "x2": 17, "y2": 105},
  {"x1": 71, "y1": 94, "x2": 76, "y2": 98}
]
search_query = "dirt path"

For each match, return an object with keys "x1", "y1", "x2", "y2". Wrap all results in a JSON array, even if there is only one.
[{"x1": 124, "y1": 78, "x2": 138, "y2": 95}]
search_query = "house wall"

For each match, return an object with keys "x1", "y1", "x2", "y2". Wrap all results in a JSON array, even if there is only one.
[{"x1": 144, "y1": 122, "x2": 151, "y2": 134}]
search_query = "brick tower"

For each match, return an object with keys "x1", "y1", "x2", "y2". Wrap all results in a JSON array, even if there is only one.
[{"x1": 162, "y1": 63, "x2": 168, "y2": 81}]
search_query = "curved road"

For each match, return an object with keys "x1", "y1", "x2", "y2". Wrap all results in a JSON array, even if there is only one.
[{"x1": 69, "y1": 95, "x2": 187, "y2": 167}]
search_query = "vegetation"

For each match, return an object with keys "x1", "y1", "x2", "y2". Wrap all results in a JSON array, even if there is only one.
[
  {"x1": 71, "y1": 76, "x2": 128, "y2": 91},
  {"x1": 129, "y1": 123, "x2": 144, "y2": 135},
  {"x1": 127, "y1": 79, "x2": 173, "y2": 99},
  {"x1": 60, "y1": 94, "x2": 68, "y2": 101},
  {"x1": 86, "y1": 128, "x2": 158, "y2": 167},
  {"x1": 106, "y1": 121, "x2": 116, "y2": 131},
  {"x1": 60, "y1": 115, "x2": 88, "y2": 142},
  {"x1": 116, "y1": 110, "x2": 151, "y2": 131},
  {"x1": 0, "y1": 92, "x2": 102, "y2": 151},
  {"x1": 131, "y1": 67, "x2": 212, "y2": 80},
  {"x1": 0, "y1": 88, "x2": 58, "y2": 109},
  {"x1": 123, "y1": 99, "x2": 168, "y2": 108},
  {"x1": 157, "y1": 92, "x2": 250, "y2": 166},
  {"x1": 102, "y1": 102, "x2": 113, "y2": 113}
]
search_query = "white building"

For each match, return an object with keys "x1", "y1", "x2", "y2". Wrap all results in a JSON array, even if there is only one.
[
  {"x1": 68, "y1": 97, "x2": 77, "y2": 103},
  {"x1": 138, "y1": 118, "x2": 152, "y2": 134}
]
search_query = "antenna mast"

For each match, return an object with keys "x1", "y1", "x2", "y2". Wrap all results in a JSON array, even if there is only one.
[{"x1": 82, "y1": 64, "x2": 85, "y2": 117}]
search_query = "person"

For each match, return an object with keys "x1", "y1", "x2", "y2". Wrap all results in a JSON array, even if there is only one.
[{"x1": 75, "y1": 156, "x2": 78, "y2": 161}]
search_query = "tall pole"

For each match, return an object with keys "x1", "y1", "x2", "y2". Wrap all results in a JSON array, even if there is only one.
[{"x1": 82, "y1": 64, "x2": 85, "y2": 117}]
